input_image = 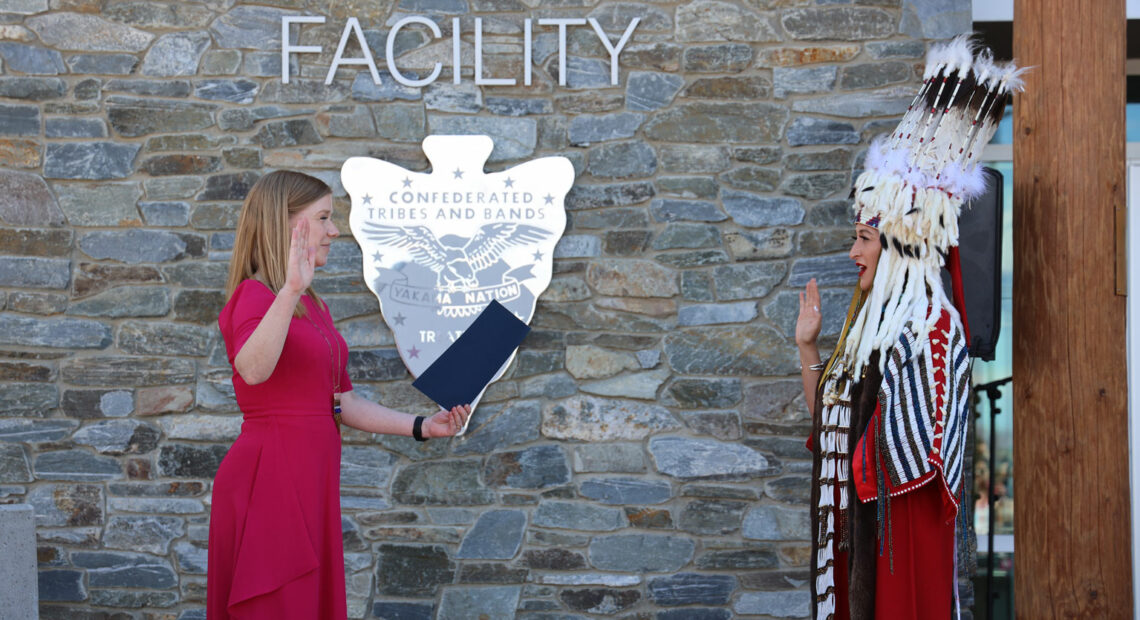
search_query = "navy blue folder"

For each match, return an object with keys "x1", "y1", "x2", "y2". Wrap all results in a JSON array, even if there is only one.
[{"x1": 412, "y1": 300, "x2": 530, "y2": 409}]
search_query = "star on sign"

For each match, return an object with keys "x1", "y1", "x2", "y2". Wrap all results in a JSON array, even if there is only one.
[
  {"x1": 543, "y1": 194, "x2": 554, "y2": 205},
  {"x1": 372, "y1": 251, "x2": 383, "y2": 263},
  {"x1": 362, "y1": 194, "x2": 372, "y2": 205},
  {"x1": 402, "y1": 177, "x2": 413, "y2": 188},
  {"x1": 532, "y1": 250, "x2": 544, "y2": 261},
  {"x1": 407, "y1": 345, "x2": 421, "y2": 359},
  {"x1": 393, "y1": 313, "x2": 406, "y2": 326},
  {"x1": 452, "y1": 168, "x2": 464, "y2": 179},
  {"x1": 503, "y1": 177, "x2": 515, "y2": 188}
]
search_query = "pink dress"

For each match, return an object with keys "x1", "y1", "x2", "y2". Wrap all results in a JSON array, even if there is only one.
[{"x1": 208, "y1": 279, "x2": 351, "y2": 619}]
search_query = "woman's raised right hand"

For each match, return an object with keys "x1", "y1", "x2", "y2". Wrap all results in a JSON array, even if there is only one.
[
  {"x1": 284, "y1": 219, "x2": 316, "y2": 296},
  {"x1": 795, "y1": 278, "x2": 822, "y2": 347}
]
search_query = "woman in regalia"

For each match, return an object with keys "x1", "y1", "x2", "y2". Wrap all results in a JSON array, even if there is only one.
[{"x1": 794, "y1": 38, "x2": 1024, "y2": 619}]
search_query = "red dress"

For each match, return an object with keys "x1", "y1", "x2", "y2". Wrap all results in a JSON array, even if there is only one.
[
  {"x1": 808, "y1": 310, "x2": 957, "y2": 619},
  {"x1": 208, "y1": 279, "x2": 351, "y2": 619}
]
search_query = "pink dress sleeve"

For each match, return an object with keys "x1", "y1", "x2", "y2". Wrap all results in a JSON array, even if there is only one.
[{"x1": 218, "y1": 279, "x2": 276, "y2": 365}]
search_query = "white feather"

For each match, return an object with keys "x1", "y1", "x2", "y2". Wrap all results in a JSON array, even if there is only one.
[{"x1": 999, "y1": 63, "x2": 1031, "y2": 93}]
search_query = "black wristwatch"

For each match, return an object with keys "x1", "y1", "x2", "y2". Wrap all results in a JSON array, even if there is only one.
[{"x1": 412, "y1": 416, "x2": 427, "y2": 442}]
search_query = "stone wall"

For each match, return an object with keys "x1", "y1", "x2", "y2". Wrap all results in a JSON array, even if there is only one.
[{"x1": 0, "y1": 0, "x2": 971, "y2": 617}]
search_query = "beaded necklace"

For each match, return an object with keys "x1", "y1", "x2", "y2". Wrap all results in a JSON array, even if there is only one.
[{"x1": 302, "y1": 298, "x2": 342, "y2": 428}]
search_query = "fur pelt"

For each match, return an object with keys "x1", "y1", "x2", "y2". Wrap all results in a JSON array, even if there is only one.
[{"x1": 810, "y1": 355, "x2": 882, "y2": 620}]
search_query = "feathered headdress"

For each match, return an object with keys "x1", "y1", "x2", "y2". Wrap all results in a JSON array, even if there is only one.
[{"x1": 845, "y1": 35, "x2": 1027, "y2": 377}]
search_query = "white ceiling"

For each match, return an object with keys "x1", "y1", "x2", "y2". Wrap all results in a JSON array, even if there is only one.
[{"x1": 973, "y1": 0, "x2": 1140, "y2": 21}]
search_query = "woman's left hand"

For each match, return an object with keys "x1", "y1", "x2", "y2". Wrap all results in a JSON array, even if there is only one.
[{"x1": 424, "y1": 404, "x2": 472, "y2": 438}]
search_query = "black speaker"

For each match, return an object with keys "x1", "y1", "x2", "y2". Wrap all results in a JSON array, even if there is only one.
[{"x1": 943, "y1": 167, "x2": 1004, "y2": 361}]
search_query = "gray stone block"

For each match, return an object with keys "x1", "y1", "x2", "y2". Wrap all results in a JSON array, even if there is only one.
[
  {"x1": 788, "y1": 254, "x2": 859, "y2": 287},
  {"x1": 649, "y1": 436, "x2": 768, "y2": 479},
  {"x1": 210, "y1": 5, "x2": 295, "y2": 50},
  {"x1": 67, "y1": 53, "x2": 137, "y2": 74},
  {"x1": 713, "y1": 262, "x2": 787, "y2": 300},
  {"x1": 195, "y1": 79, "x2": 259, "y2": 104},
  {"x1": 587, "y1": 141, "x2": 656, "y2": 179},
  {"x1": 340, "y1": 445, "x2": 398, "y2": 488},
  {"x1": 0, "y1": 257, "x2": 70, "y2": 289},
  {"x1": 625, "y1": 71, "x2": 684, "y2": 111},
  {"x1": 588, "y1": 534, "x2": 694, "y2": 572},
  {"x1": 0, "y1": 77, "x2": 65, "y2": 100},
  {"x1": 453, "y1": 400, "x2": 542, "y2": 456},
  {"x1": 485, "y1": 97, "x2": 552, "y2": 116},
  {"x1": 648, "y1": 572, "x2": 737, "y2": 606},
  {"x1": 791, "y1": 87, "x2": 914, "y2": 118},
  {"x1": 72, "y1": 419, "x2": 161, "y2": 455},
  {"x1": 722, "y1": 190, "x2": 804, "y2": 227},
  {"x1": 439, "y1": 585, "x2": 521, "y2": 619},
  {"x1": 676, "y1": 1, "x2": 778, "y2": 42},
  {"x1": 0, "y1": 103, "x2": 40, "y2": 136},
  {"x1": 568, "y1": 112, "x2": 644, "y2": 145},
  {"x1": 425, "y1": 82, "x2": 482, "y2": 113},
  {"x1": 482, "y1": 445, "x2": 570, "y2": 489},
  {"x1": 782, "y1": 7, "x2": 895, "y2": 40},
  {"x1": 69, "y1": 287, "x2": 170, "y2": 318},
  {"x1": 900, "y1": 0, "x2": 972, "y2": 39},
  {"x1": 103, "y1": 515, "x2": 185, "y2": 555},
  {"x1": 79, "y1": 229, "x2": 197, "y2": 264},
  {"x1": 0, "y1": 444, "x2": 32, "y2": 484},
  {"x1": 682, "y1": 43, "x2": 754, "y2": 73},
  {"x1": 72, "y1": 551, "x2": 177, "y2": 588},
  {"x1": 534, "y1": 501, "x2": 625, "y2": 531},
  {"x1": 428, "y1": 116, "x2": 537, "y2": 162},
  {"x1": 140, "y1": 202, "x2": 191, "y2": 226},
  {"x1": 572, "y1": 443, "x2": 646, "y2": 473},
  {"x1": 44, "y1": 142, "x2": 139, "y2": 180},
  {"x1": 45, "y1": 117, "x2": 107, "y2": 138},
  {"x1": 142, "y1": 32, "x2": 210, "y2": 77},
  {"x1": 788, "y1": 115, "x2": 857, "y2": 147},
  {"x1": 0, "y1": 41, "x2": 64, "y2": 74},
  {"x1": 38, "y1": 569, "x2": 84, "y2": 602},
  {"x1": 652, "y1": 223, "x2": 721, "y2": 250},
  {"x1": 34, "y1": 450, "x2": 122, "y2": 481},
  {"x1": 0, "y1": 505, "x2": 37, "y2": 617},
  {"x1": 579, "y1": 477, "x2": 671, "y2": 505},
  {"x1": 734, "y1": 590, "x2": 811, "y2": 618},
  {"x1": 566, "y1": 181, "x2": 655, "y2": 210},
  {"x1": 372, "y1": 601, "x2": 434, "y2": 620},
  {"x1": 27, "y1": 12, "x2": 153, "y2": 52},
  {"x1": 554, "y1": 235, "x2": 602, "y2": 258},
  {"x1": 742, "y1": 504, "x2": 810, "y2": 541},
  {"x1": 721, "y1": 166, "x2": 779, "y2": 192},
  {"x1": 457, "y1": 510, "x2": 526, "y2": 559},
  {"x1": 0, "y1": 383, "x2": 59, "y2": 416},
  {"x1": 678, "y1": 301, "x2": 757, "y2": 326},
  {"x1": 650, "y1": 198, "x2": 726, "y2": 223}
]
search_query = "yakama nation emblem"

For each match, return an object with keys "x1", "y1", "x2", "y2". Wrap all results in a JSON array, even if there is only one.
[{"x1": 341, "y1": 135, "x2": 574, "y2": 396}]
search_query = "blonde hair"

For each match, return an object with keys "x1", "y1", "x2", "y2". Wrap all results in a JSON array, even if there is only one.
[{"x1": 225, "y1": 170, "x2": 332, "y2": 316}]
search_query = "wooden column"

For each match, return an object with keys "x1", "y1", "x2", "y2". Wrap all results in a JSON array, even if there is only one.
[{"x1": 1012, "y1": 0, "x2": 1131, "y2": 617}]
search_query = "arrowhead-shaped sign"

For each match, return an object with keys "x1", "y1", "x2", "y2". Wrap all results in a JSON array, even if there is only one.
[{"x1": 342, "y1": 135, "x2": 574, "y2": 407}]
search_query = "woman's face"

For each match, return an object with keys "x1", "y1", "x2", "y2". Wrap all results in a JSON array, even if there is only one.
[
  {"x1": 289, "y1": 194, "x2": 338, "y2": 267},
  {"x1": 849, "y1": 223, "x2": 881, "y2": 292}
]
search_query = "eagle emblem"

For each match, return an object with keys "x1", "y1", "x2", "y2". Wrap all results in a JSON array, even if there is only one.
[{"x1": 359, "y1": 222, "x2": 553, "y2": 292}]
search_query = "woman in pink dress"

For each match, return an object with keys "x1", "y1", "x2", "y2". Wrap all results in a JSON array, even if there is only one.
[{"x1": 207, "y1": 170, "x2": 470, "y2": 619}]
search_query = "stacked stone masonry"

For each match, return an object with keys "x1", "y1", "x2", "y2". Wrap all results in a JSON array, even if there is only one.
[{"x1": 0, "y1": 0, "x2": 974, "y2": 617}]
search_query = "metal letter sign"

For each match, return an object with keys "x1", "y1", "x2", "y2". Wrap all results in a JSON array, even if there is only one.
[{"x1": 341, "y1": 135, "x2": 573, "y2": 406}]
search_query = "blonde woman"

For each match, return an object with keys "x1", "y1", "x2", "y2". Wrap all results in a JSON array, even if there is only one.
[{"x1": 207, "y1": 170, "x2": 470, "y2": 619}]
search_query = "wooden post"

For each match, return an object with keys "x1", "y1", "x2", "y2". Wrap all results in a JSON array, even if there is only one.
[{"x1": 1012, "y1": 0, "x2": 1131, "y2": 617}]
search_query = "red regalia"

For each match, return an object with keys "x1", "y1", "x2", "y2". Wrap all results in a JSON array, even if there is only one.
[{"x1": 807, "y1": 36, "x2": 1026, "y2": 619}]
